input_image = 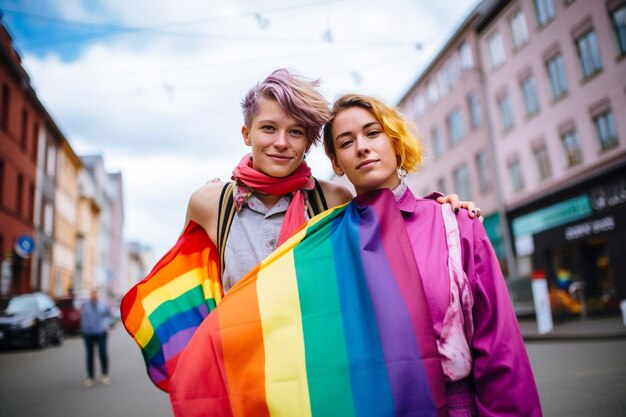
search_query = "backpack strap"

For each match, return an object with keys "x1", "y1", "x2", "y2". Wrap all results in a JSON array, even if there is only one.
[
  {"x1": 306, "y1": 178, "x2": 329, "y2": 218},
  {"x1": 217, "y1": 178, "x2": 328, "y2": 277},
  {"x1": 217, "y1": 182, "x2": 236, "y2": 277}
]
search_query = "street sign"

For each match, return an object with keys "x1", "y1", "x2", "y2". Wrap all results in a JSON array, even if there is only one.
[{"x1": 15, "y1": 235, "x2": 35, "y2": 258}]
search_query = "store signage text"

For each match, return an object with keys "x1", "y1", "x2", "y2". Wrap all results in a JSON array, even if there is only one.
[
  {"x1": 564, "y1": 215, "x2": 615, "y2": 241},
  {"x1": 590, "y1": 179, "x2": 626, "y2": 211}
]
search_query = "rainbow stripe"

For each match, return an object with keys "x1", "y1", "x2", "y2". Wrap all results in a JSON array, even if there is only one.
[
  {"x1": 169, "y1": 190, "x2": 447, "y2": 417},
  {"x1": 121, "y1": 223, "x2": 223, "y2": 392}
]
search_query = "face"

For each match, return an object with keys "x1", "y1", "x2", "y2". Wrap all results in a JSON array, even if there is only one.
[
  {"x1": 330, "y1": 106, "x2": 400, "y2": 195},
  {"x1": 241, "y1": 97, "x2": 310, "y2": 178}
]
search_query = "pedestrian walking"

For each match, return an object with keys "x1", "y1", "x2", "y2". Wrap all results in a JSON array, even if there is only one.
[{"x1": 80, "y1": 288, "x2": 112, "y2": 388}]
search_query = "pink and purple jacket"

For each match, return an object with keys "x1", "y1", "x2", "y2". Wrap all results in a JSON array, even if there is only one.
[{"x1": 399, "y1": 187, "x2": 542, "y2": 417}]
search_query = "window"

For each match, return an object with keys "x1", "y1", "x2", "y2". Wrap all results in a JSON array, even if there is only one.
[
  {"x1": 20, "y1": 109, "x2": 28, "y2": 151},
  {"x1": 468, "y1": 92, "x2": 481, "y2": 128},
  {"x1": 497, "y1": 94, "x2": 515, "y2": 132},
  {"x1": 431, "y1": 126, "x2": 443, "y2": 158},
  {"x1": 427, "y1": 81, "x2": 439, "y2": 105},
  {"x1": 521, "y1": 75, "x2": 540, "y2": 116},
  {"x1": 576, "y1": 30, "x2": 602, "y2": 79},
  {"x1": 453, "y1": 164, "x2": 473, "y2": 201},
  {"x1": 611, "y1": 4, "x2": 626, "y2": 55},
  {"x1": 46, "y1": 140, "x2": 56, "y2": 178},
  {"x1": 533, "y1": 143, "x2": 552, "y2": 180},
  {"x1": 0, "y1": 159, "x2": 4, "y2": 205},
  {"x1": 446, "y1": 108, "x2": 466, "y2": 145},
  {"x1": 43, "y1": 200, "x2": 54, "y2": 236},
  {"x1": 487, "y1": 32, "x2": 506, "y2": 69},
  {"x1": 459, "y1": 42, "x2": 474, "y2": 71},
  {"x1": 509, "y1": 10, "x2": 529, "y2": 50},
  {"x1": 413, "y1": 93, "x2": 425, "y2": 118},
  {"x1": 437, "y1": 178, "x2": 447, "y2": 195},
  {"x1": 31, "y1": 122, "x2": 39, "y2": 162},
  {"x1": 561, "y1": 129, "x2": 583, "y2": 167},
  {"x1": 438, "y1": 69, "x2": 450, "y2": 97},
  {"x1": 475, "y1": 150, "x2": 492, "y2": 193},
  {"x1": 1, "y1": 85, "x2": 9, "y2": 131},
  {"x1": 546, "y1": 53, "x2": 569, "y2": 100},
  {"x1": 534, "y1": 0, "x2": 555, "y2": 26},
  {"x1": 16, "y1": 174, "x2": 24, "y2": 215},
  {"x1": 29, "y1": 183, "x2": 35, "y2": 221},
  {"x1": 508, "y1": 159, "x2": 525, "y2": 192},
  {"x1": 593, "y1": 110, "x2": 619, "y2": 151}
]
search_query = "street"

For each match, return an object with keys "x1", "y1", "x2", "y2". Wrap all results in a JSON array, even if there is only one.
[{"x1": 0, "y1": 325, "x2": 625, "y2": 417}]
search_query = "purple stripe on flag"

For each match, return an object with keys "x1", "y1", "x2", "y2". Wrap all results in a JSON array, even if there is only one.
[
  {"x1": 371, "y1": 197, "x2": 448, "y2": 413},
  {"x1": 357, "y1": 201, "x2": 437, "y2": 416},
  {"x1": 162, "y1": 326, "x2": 200, "y2": 362},
  {"x1": 148, "y1": 364, "x2": 168, "y2": 384}
]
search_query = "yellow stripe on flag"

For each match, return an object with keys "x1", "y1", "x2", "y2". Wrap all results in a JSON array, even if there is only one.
[
  {"x1": 142, "y1": 268, "x2": 207, "y2": 314},
  {"x1": 257, "y1": 251, "x2": 311, "y2": 417}
]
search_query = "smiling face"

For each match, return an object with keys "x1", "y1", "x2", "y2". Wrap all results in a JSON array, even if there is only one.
[
  {"x1": 242, "y1": 97, "x2": 310, "y2": 178},
  {"x1": 329, "y1": 106, "x2": 400, "y2": 195}
]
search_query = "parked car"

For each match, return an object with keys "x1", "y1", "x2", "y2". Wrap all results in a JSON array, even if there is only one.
[
  {"x1": 0, "y1": 292, "x2": 64, "y2": 349},
  {"x1": 55, "y1": 297, "x2": 81, "y2": 334}
]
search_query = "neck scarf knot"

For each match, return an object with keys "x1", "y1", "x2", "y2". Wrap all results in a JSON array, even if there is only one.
[{"x1": 231, "y1": 154, "x2": 315, "y2": 246}]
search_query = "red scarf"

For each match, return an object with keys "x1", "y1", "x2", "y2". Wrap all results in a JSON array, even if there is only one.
[{"x1": 232, "y1": 154, "x2": 315, "y2": 246}]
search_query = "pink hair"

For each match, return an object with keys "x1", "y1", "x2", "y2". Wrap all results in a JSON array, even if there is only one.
[{"x1": 241, "y1": 69, "x2": 331, "y2": 146}]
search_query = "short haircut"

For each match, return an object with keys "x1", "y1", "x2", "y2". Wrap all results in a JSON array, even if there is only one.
[
  {"x1": 241, "y1": 68, "x2": 332, "y2": 146},
  {"x1": 323, "y1": 94, "x2": 423, "y2": 172}
]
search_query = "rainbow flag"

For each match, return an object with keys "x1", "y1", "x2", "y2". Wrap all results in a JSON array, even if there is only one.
[
  {"x1": 121, "y1": 222, "x2": 223, "y2": 392},
  {"x1": 169, "y1": 189, "x2": 447, "y2": 417}
]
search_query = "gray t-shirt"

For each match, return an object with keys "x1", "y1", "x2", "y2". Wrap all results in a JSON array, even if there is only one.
[{"x1": 222, "y1": 194, "x2": 309, "y2": 292}]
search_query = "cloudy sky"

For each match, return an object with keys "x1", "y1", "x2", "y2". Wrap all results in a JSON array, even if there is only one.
[{"x1": 1, "y1": 0, "x2": 477, "y2": 258}]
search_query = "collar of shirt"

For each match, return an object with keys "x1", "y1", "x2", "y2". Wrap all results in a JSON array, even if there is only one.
[
  {"x1": 243, "y1": 193, "x2": 291, "y2": 217},
  {"x1": 395, "y1": 183, "x2": 417, "y2": 213}
]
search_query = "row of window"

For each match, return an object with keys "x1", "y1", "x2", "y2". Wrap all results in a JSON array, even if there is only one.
[
  {"x1": 433, "y1": 150, "x2": 491, "y2": 203},
  {"x1": 413, "y1": 1, "x2": 625, "y2": 124},
  {"x1": 413, "y1": 41, "x2": 474, "y2": 117},
  {"x1": 0, "y1": 159, "x2": 36, "y2": 221},
  {"x1": 429, "y1": 15, "x2": 622, "y2": 154},
  {"x1": 507, "y1": 108, "x2": 619, "y2": 193},
  {"x1": 432, "y1": 106, "x2": 619, "y2": 200},
  {"x1": 488, "y1": 2, "x2": 624, "y2": 80},
  {"x1": 1, "y1": 82, "x2": 41, "y2": 163}
]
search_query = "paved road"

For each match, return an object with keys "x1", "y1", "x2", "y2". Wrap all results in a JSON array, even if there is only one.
[
  {"x1": 526, "y1": 338, "x2": 626, "y2": 417},
  {"x1": 0, "y1": 326, "x2": 170, "y2": 417},
  {"x1": 1, "y1": 325, "x2": 625, "y2": 416}
]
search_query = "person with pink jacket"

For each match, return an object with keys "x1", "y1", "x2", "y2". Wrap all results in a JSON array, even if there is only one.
[{"x1": 323, "y1": 93, "x2": 542, "y2": 416}]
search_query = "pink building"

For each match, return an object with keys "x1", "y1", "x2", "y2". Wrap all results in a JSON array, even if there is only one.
[{"x1": 399, "y1": 0, "x2": 626, "y2": 316}]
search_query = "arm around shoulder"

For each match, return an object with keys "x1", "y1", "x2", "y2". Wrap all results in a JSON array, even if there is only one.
[{"x1": 316, "y1": 179, "x2": 354, "y2": 208}]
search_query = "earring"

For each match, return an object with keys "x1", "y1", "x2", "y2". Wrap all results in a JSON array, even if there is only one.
[{"x1": 397, "y1": 167, "x2": 407, "y2": 182}]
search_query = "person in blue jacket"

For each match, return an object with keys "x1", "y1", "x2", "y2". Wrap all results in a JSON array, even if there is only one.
[{"x1": 80, "y1": 288, "x2": 112, "y2": 387}]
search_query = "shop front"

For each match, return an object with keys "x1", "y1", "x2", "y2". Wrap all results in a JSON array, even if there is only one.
[{"x1": 509, "y1": 161, "x2": 626, "y2": 317}]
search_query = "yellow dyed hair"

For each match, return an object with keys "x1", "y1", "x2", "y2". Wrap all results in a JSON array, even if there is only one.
[{"x1": 323, "y1": 93, "x2": 422, "y2": 172}]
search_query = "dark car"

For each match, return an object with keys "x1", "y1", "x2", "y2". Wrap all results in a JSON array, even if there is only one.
[
  {"x1": 55, "y1": 297, "x2": 81, "y2": 334},
  {"x1": 0, "y1": 292, "x2": 64, "y2": 349}
]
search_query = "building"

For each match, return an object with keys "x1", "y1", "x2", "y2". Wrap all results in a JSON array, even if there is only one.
[
  {"x1": 50, "y1": 138, "x2": 82, "y2": 297},
  {"x1": 476, "y1": 0, "x2": 626, "y2": 315},
  {"x1": 0, "y1": 22, "x2": 61, "y2": 295},
  {"x1": 398, "y1": 0, "x2": 626, "y2": 315},
  {"x1": 107, "y1": 171, "x2": 125, "y2": 300},
  {"x1": 397, "y1": 1, "x2": 515, "y2": 280}
]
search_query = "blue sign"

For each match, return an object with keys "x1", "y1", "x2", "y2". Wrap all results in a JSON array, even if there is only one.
[{"x1": 15, "y1": 235, "x2": 35, "y2": 258}]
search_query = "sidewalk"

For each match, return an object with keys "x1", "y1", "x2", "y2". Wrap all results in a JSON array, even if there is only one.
[{"x1": 518, "y1": 315, "x2": 626, "y2": 341}]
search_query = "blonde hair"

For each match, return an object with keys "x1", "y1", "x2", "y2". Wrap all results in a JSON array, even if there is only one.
[{"x1": 323, "y1": 94, "x2": 422, "y2": 172}]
